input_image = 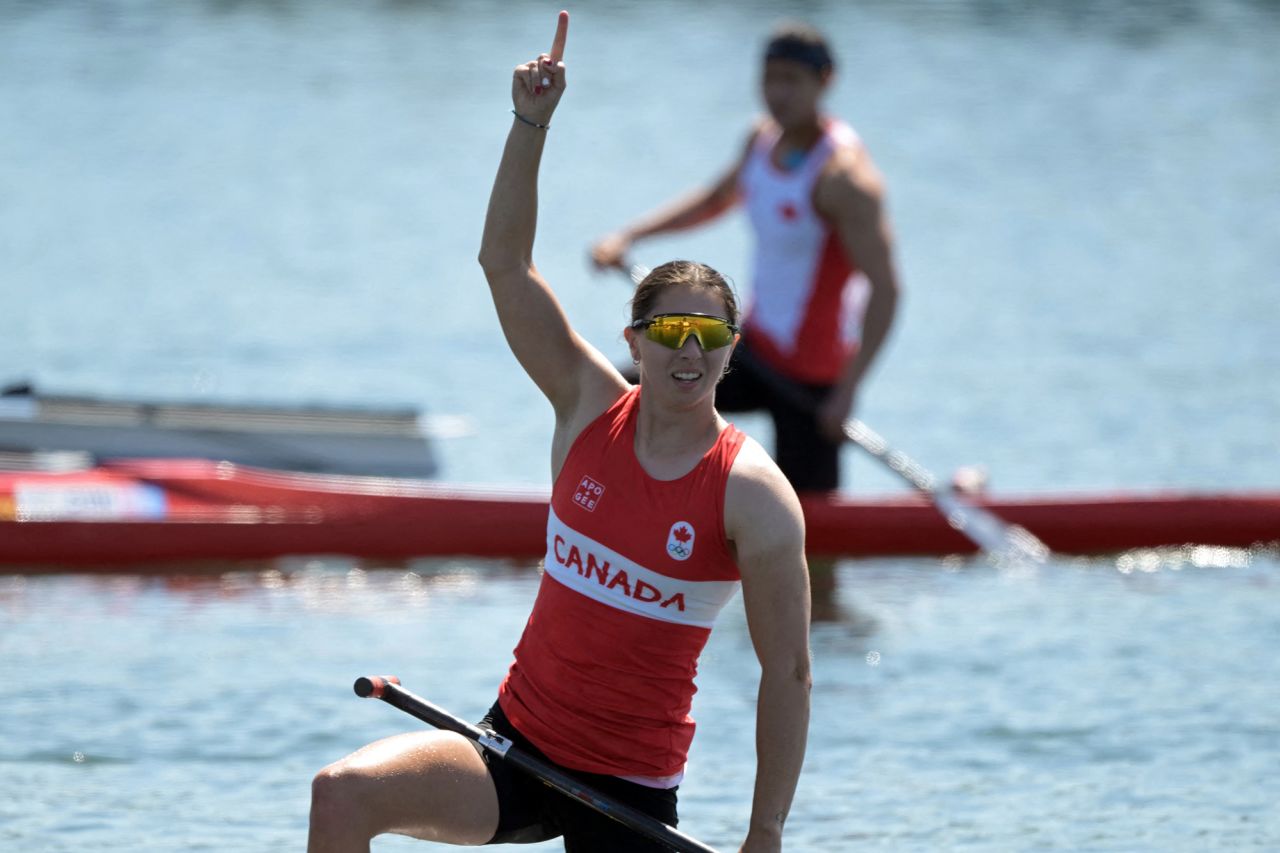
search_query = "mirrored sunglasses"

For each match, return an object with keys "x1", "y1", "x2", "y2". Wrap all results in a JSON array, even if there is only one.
[{"x1": 631, "y1": 313, "x2": 739, "y2": 351}]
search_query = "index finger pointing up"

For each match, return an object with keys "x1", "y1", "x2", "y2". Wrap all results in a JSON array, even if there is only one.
[{"x1": 549, "y1": 10, "x2": 568, "y2": 62}]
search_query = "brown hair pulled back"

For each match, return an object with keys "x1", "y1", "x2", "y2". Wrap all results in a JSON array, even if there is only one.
[{"x1": 630, "y1": 260, "x2": 740, "y2": 325}]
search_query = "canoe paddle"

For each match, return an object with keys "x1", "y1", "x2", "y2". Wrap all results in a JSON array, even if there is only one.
[
  {"x1": 833, "y1": 417, "x2": 1049, "y2": 562},
  {"x1": 621, "y1": 263, "x2": 1050, "y2": 564},
  {"x1": 353, "y1": 676, "x2": 721, "y2": 853}
]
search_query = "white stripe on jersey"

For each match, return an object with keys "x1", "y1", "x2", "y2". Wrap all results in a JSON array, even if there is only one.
[{"x1": 544, "y1": 507, "x2": 740, "y2": 629}]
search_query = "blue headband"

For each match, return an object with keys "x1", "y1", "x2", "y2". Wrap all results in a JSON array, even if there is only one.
[{"x1": 765, "y1": 40, "x2": 833, "y2": 72}]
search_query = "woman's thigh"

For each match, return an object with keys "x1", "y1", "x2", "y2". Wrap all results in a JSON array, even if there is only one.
[{"x1": 314, "y1": 729, "x2": 500, "y2": 845}]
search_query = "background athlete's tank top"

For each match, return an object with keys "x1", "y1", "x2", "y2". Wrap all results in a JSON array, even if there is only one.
[
  {"x1": 498, "y1": 386, "x2": 745, "y2": 781},
  {"x1": 738, "y1": 117, "x2": 871, "y2": 384}
]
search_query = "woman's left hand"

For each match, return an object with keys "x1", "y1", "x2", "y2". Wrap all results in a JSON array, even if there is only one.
[
  {"x1": 815, "y1": 382, "x2": 856, "y2": 444},
  {"x1": 511, "y1": 10, "x2": 569, "y2": 126}
]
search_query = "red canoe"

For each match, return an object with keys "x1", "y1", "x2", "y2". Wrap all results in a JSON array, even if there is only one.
[{"x1": 1, "y1": 458, "x2": 1277, "y2": 568}]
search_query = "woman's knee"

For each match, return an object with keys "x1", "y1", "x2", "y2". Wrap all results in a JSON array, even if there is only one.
[{"x1": 310, "y1": 762, "x2": 375, "y2": 839}]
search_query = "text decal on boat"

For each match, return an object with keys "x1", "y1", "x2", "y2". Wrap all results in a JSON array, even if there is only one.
[
  {"x1": 13, "y1": 483, "x2": 168, "y2": 522},
  {"x1": 544, "y1": 508, "x2": 738, "y2": 628}
]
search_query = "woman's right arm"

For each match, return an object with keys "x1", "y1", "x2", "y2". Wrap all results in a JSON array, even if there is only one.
[
  {"x1": 725, "y1": 444, "x2": 812, "y2": 853},
  {"x1": 478, "y1": 12, "x2": 624, "y2": 418}
]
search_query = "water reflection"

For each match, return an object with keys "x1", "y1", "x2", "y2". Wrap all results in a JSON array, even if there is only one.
[
  {"x1": 809, "y1": 557, "x2": 884, "y2": 636},
  {"x1": 0, "y1": 557, "x2": 545, "y2": 617},
  {"x1": 1114, "y1": 544, "x2": 1256, "y2": 573}
]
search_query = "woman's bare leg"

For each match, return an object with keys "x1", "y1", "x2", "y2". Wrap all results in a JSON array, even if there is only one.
[{"x1": 308, "y1": 730, "x2": 500, "y2": 852}]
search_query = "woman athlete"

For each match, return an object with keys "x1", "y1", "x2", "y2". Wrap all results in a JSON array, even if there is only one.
[{"x1": 307, "y1": 12, "x2": 812, "y2": 853}]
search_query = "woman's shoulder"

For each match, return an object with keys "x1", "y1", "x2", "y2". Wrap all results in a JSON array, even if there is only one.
[
  {"x1": 726, "y1": 433, "x2": 777, "y2": 481},
  {"x1": 724, "y1": 435, "x2": 805, "y2": 547}
]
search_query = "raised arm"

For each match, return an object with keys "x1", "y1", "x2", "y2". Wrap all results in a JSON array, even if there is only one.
[
  {"x1": 589, "y1": 127, "x2": 758, "y2": 270},
  {"x1": 478, "y1": 12, "x2": 626, "y2": 419},
  {"x1": 725, "y1": 443, "x2": 812, "y2": 853}
]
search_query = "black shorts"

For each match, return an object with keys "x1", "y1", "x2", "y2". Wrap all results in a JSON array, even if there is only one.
[
  {"x1": 472, "y1": 701, "x2": 680, "y2": 850},
  {"x1": 716, "y1": 339, "x2": 842, "y2": 492}
]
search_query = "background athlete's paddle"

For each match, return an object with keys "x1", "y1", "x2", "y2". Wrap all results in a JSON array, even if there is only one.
[
  {"x1": 834, "y1": 418, "x2": 1050, "y2": 563},
  {"x1": 353, "y1": 676, "x2": 721, "y2": 853},
  {"x1": 624, "y1": 263, "x2": 1049, "y2": 564}
]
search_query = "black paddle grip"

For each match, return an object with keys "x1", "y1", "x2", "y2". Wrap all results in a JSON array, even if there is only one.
[{"x1": 353, "y1": 675, "x2": 400, "y2": 699}]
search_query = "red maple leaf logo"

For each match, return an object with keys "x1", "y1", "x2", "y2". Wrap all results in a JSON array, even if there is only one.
[
  {"x1": 672, "y1": 525, "x2": 692, "y2": 543},
  {"x1": 779, "y1": 202, "x2": 798, "y2": 221}
]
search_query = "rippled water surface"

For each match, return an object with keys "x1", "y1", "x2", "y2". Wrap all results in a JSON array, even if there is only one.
[
  {"x1": 2, "y1": 0, "x2": 1278, "y2": 849},
  {"x1": 4, "y1": 553, "x2": 1279, "y2": 851}
]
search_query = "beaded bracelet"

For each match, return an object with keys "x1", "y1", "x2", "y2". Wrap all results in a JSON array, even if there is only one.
[{"x1": 511, "y1": 109, "x2": 550, "y2": 130}]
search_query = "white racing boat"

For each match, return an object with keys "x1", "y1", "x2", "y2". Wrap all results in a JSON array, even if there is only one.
[{"x1": 0, "y1": 381, "x2": 440, "y2": 478}]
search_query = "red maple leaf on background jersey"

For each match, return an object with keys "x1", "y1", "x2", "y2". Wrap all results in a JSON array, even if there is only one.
[{"x1": 673, "y1": 526, "x2": 692, "y2": 543}]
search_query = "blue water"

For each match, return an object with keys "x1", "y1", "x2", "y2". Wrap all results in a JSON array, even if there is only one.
[{"x1": 2, "y1": 1, "x2": 1278, "y2": 850}]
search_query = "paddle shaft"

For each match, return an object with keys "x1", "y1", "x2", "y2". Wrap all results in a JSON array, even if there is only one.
[
  {"x1": 623, "y1": 263, "x2": 1048, "y2": 560},
  {"x1": 353, "y1": 677, "x2": 720, "y2": 853}
]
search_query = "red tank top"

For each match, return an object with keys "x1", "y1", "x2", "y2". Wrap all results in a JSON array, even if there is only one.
[{"x1": 498, "y1": 386, "x2": 746, "y2": 780}]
